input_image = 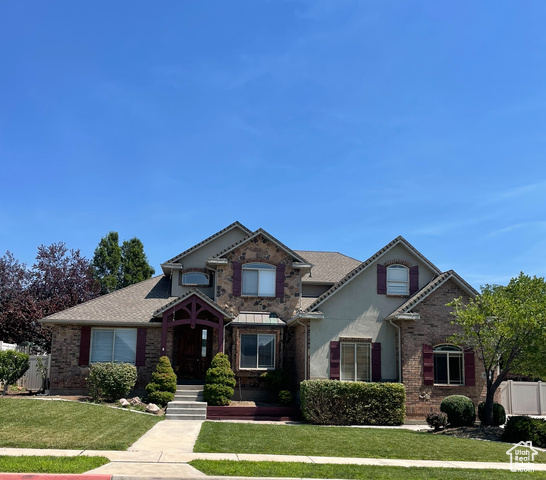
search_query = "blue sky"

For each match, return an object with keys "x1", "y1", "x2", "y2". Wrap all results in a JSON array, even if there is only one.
[{"x1": 1, "y1": 1, "x2": 545, "y2": 289}]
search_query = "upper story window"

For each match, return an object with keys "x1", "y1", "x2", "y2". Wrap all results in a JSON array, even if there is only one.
[
  {"x1": 90, "y1": 328, "x2": 137, "y2": 364},
  {"x1": 181, "y1": 272, "x2": 210, "y2": 286},
  {"x1": 387, "y1": 265, "x2": 409, "y2": 295},
  {"x1": 433, "y1": 344, "x2": 463, "y2": 385},
  {"x1": 242, "y1": 263, "x2": 275, "y2": 297}
]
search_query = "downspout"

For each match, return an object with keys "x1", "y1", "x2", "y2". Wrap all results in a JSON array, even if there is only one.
[
  {"x1": 388, "y1": 319, "x2": 402, "y2": 383},
  {"x1": 296, "y1": 317, "x2": 308, "y2": 380}
]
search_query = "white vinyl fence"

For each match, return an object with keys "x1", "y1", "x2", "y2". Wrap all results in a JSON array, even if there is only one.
[
  {"x1": 500, "y1": 380, "x2": 546, "y2": 415},
  {"x1": 0, "y1": 342, "x2": 17, "y2": 351}
]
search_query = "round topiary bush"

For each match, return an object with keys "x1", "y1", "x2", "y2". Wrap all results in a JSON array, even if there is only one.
[
  {"x1": 477, "y1": 401, "x2": 506, "y2": 426},
  {"x1": 203, "y1": 353, "x2": 235, "y2": 406},
  {"x1": 145, "y1": 356, "x2": 177, "y2": 407},
  {"x1": 87, "y1": 362, "x2": 137, "y2": 402},
  {"x1": 440, "y1": 395, "x2": 476, "y2": 427}
]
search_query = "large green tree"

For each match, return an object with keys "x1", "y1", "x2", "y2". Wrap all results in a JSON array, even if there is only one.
[
  {"x1": 92, "y1": 232, "x2": 122, "y2": 294},
  {"x1": 449, "y1": 273, "x2": 546, "y2": 425},
  {"x1": 92, "y1": 232, "x2": 155, "y2": 293},
  {"x1": 120, "y1": 237, "x2": 155, "y2": 288}
]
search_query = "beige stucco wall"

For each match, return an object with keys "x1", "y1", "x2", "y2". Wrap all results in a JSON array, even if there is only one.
[{"x1": 308, "y1": 243, "x2": 437, "y2": 381}]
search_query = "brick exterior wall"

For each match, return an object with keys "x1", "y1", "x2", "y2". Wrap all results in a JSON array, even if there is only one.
[
  {"x1": 399, "y1": 279, "x2": 490, "y2": 418},
  {"x1": 49, "y1": 324, "x2": 167, "y2": 394}
]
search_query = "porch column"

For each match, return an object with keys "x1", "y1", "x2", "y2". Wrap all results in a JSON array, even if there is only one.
[
  {"x1": 218, "y1": 315, "x2": 224, "y2": 352},
  {"x1": 161, "y1": 311, "x2": 168, "y2": 354}
]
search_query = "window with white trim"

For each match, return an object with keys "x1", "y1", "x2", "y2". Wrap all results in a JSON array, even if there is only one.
[
  {"x1": 433, "y1": 345, "x2": 463, "y2": 385},
  {"x1": 181, "y1": 272, "x2": 210, "y2": 286},
  {"x1": 90, "y1": 328, "x2": 137, "y2": 364},
  {"x1": 340, "y1": 342, "x2": 371, "y2": 382},
  {"x1": 240, "y1": 334, "x2": 275, "y2": 369},
  {"x1": 242, "y1": 263, "x2": 275, "y2": 297},
  {"x1": 387, "y1": 265, "x2": 409, "y2": 295}
]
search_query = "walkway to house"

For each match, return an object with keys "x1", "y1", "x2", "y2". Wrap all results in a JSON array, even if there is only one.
[{"x1": 0, "y1": 420, "x2": 545, "y2": 477}]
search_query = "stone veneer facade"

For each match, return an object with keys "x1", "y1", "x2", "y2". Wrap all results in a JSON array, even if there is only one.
[{"x1": 398, "y1": 279, "x2": 490, "y2": 418}]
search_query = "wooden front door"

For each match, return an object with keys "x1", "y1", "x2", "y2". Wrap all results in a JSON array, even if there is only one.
[{"x1": 176, "y1": 325, "x2": 213, "y2": 379}]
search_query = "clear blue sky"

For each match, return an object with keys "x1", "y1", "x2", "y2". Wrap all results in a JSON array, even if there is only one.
[{"x1": 1, "y1": 1, "x2": 545, "y2": 289}]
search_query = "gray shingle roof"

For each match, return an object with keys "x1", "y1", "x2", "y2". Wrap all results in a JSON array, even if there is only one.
[
  {"x1": 386, "y1": 270, "x2": 478, "y2": 319},
  {"x1": 41, "y1": 276, "x2": 175, "y2": 325},
  {"x1": 152, "y1": 287, "x2": 234, "y2": 319},
  {"x1": 162, "y1": 221, "x2": 252, "y2": 265},
  {"x1": 294, "y1": 251, "x2": 361, "y2": 284}
]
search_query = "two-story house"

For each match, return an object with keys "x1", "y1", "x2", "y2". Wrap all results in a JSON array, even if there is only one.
[{"x1": 41, "y1": 222, "x2": 487, "y2": 417}]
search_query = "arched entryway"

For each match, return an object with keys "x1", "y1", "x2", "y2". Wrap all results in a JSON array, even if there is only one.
[{"x1": 157, "y1": 291, "x2": 232, "y2": 382}]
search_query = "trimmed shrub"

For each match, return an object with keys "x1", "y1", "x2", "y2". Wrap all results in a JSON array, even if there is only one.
[
  {"x1": 426, "y1": 411, "x2": 448, "y2": 431},
  {"x1": 477, "y1": 401, "x2": 506, "y2": 426},
  {"x1": 260, "y1": 370, "x2": 288, "y2": 391},
  {"x1": 0, "y1": 350, "x2": 30, "y2": 396},
  {"x1": 278, "y1": 390, "x2": 293, "y2": 405},
  {"x1": 87, "y1": 363, "x2": 137, "y2": 402},
  {"x1": 203, "y1": 353, "x2": 235, "y2": 406},
  {"x1": 502, "y1": 416, "x2": 546, "y2": 448},
  {"x1": 440, "y1": 395, "x2": 476, "y2": 427},
  {"x1": 145, "y1": 356, "x2": 177, "y2": 407},
  {"x1": 300, "y1": 380, "x2": 406, "y2": 425}
]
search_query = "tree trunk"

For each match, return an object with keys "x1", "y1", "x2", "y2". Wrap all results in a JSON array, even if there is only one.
[{"x1": 482, "y1": 388, "x2": 495, "y2": 426}]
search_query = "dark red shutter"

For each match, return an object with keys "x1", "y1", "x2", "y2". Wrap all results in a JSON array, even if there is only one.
[
  {"x1": 275, "y1": 264, "x2": 285, "y2": 298},
  {"x1": 135, "y1": 327, "x2": 147, "y2": 366},
  {"x1": 464, "y1": 348, "x2": 475, "y2": 386},
  {"x1": 409, "y1": 265, "x2": 419, "y2": 295},
  {"x1": 330, "y1": 341, "x2": 340, "y2": 380},
  {"x1": 79, "y1": 326, "x2": 91, "y2": 366},
  {"x1": 423, "y1": 344, "x2": 434, "y2": 386},
  {"x1": 377, "y1": 264, "x2": 387, "y2": 294},
  {"x1": 232, "y1": 262, "x2": 242, "y2": 296},
  {"x1": 372, "y1": 342, "x2": 381, "y2": 382}
]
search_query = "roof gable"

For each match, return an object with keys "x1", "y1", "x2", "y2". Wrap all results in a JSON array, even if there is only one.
[
  {"x1": 152, "y1": 288, "x2": 234, "y2": 319},
  {"x1": 302, "y1": 236, "x2": 442, "y2": 313},
  {"x1": 295, "y1": 251, "x2": 361, "y2": 284},
  {"x1": 386, "y1": 270, "x2": 478, "y2": 319},
  {"x1": 212, "y1": 228, "x2": 310, "y2": 265},
  {"x1": 162, "y1": 221, "x2": 252, "y2": 266}
]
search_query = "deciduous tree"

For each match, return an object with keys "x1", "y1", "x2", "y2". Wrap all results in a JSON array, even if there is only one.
[{"x1": 449, "y1": 273, "x2": 546, "y2": 425}]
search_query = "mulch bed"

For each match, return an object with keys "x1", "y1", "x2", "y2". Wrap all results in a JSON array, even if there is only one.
[{"x1": 433, "y1": 425, "x2": 505, "y2": 442}]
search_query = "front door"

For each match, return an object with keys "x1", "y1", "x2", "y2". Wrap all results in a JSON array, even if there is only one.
[{"x1": 176, "y1": 325, "x2": 213, "y2": 380}]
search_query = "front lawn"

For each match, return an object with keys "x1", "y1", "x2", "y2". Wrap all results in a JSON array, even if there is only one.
[
  {"x1": 190, "y1": 460, "x2": 545, "y2": 479},
  {"x1": 0, "y1": 455, "x2": 109, "y2": 473},
  {"x1": 0, "y1": 398, "x2": 161, "y2": 450},
  {"x1": 194, "y1": 422, "x2": 546, "y2": 463}
]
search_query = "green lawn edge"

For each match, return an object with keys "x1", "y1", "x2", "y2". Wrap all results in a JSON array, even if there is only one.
[
  {"x1": 189, "y1": 460, "x2": 546, "y2": 480},
  {"x1": 0, "y1": 456, "x2": 109, "y2": 474},
  {"x1": 194, "y1": 422, "x2": 546, "y2": 464},
  {"x1": 0, "y1": 398, "x2": 161, "y2": 450}
]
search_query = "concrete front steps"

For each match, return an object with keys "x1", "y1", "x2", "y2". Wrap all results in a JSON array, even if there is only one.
[{"x1": 166, "y1": 384, "x2": 207, "y2": 420}]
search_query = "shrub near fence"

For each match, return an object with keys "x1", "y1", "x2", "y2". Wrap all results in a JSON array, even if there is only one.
[{"x1": 300, "y1": 380, "x2": 406, "y2": 425}]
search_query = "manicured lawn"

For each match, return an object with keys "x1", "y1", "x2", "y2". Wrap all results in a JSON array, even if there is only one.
[
  {"x1": 0, "y1": 398, "x2": 161, "y2": 450},
  {"x1": 190, "y1": 460, "x2": 545, "y2": 479},
  {"x1": 0, "y1": 455, "x2": 109, "y2": 473},
  {"x1": 194, "y1": 422, "x2": 546, "y2": 463}
]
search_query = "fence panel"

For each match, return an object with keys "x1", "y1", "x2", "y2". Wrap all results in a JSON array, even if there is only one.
[
  {"x1": 500, "y1": 380, "x2": 545, "y2": 415},
  {"x1": 17, "y1": 355, "x2": 51, "y2": 392}
]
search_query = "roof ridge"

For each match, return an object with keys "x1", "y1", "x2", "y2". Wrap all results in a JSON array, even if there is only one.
[
  {"x1": 162, "y1": 221, "x2": 252, "y2": 264},
  {"x1": 294, "y1": 250, "x2": 362, "y2": 262}
]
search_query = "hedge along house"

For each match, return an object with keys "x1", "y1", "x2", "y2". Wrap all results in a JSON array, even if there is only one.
[{"x1": 40, "y1": 222, "x2": 487, "y2": 418}]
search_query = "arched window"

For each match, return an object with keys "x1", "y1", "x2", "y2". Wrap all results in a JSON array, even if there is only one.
[
  {"x1": 242, "y1": 263, "x2": 275, "y2": 297},
  {"x1": 387, "y1": 265, "x2": 409, "y2": 295},
  {"x1": 433, "y1": 344, "x2": 464, "y2": 385},
  {"x1": 181, "y1": 272, "x2": 210, "y2": 286}
]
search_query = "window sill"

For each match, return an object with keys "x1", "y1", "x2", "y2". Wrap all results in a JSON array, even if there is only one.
[
  {"x1": 241, "y1": 295, "x2": 276, "y2": 298},
  {"x1": 433, "y1": 383, "x2": 465, "y2": 387}
]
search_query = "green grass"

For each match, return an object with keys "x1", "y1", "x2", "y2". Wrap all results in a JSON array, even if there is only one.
[
  {"x1": 190, "y1": 460, "x2": 546, "y2": 479},
  {"x1": 194, "y1": 422, "x2": 546, "y2": 464},
  {"x1": 0, "y1": 455, "x2": 109, "y2": 473},
  {"x1": 0, "y1": 398, "x2": 161, "y2": 450}
]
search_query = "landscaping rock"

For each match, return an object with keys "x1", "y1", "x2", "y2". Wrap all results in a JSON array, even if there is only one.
[
  {"x1": 130, "y1": 396, "x2": 141, "y2": 406},
  {"x1": 146, "y1": 403, "x2": 160, "y2": 413},
  {"x1": 119, "y1": 398, "x2": 130, "y2": 407}
]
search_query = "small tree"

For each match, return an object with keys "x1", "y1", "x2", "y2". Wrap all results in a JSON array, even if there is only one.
[
  {"x1": 203, "y1": 353, "x2": 235, "y2": 406},
  {"x1": 145, "y1": 356, "x2": 177, "y2": 407},
  {"x1": 449, "y1": 273, "x2": 546, "y2": 426},
  {"x1": 0, "y1": 350, "x2": 30, "y2": 395}
]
